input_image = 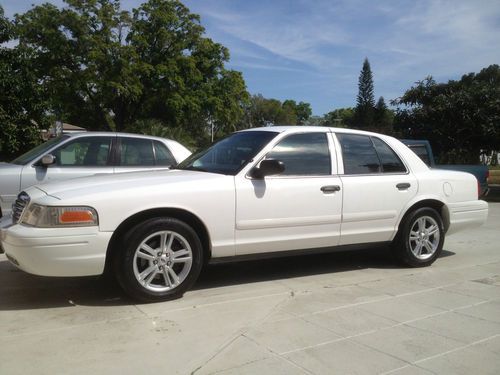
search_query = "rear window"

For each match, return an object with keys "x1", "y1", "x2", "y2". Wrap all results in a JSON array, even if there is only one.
[
  {"x1": 337, "y1": 134, "x2": 380, "y2": 174},
  {"x1": 337, "y1": 134, "x2": 406, "y2": 174},
  {"x1": 154, "y1": 141, "x2": 176, "y2": 166},
  {"x1": 372, "y1": 138, "x2": 406, "y2": 173},
  {"x1": 119, "y1": 138, "x2": 155, "y2": 166}
]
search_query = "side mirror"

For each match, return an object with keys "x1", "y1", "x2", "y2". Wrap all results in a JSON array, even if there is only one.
[
  {"x1": 250, "y1": 159, "x2": 285, "y2": 179},
  {"x1": 40, "y1": 154, "x2": 56, "y2": 167}
]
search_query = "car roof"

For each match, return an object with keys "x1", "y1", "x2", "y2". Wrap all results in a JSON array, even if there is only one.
[
  {"x1": 240, "y1": 125, "x2": 385, "y2": 137},
  {"x1": 64, "y1": 131, "x2": 175, "y2": 142}
]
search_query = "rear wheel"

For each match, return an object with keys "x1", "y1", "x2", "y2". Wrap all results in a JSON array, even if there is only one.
[
  {"x1": 393, "y1": 207, "x2": 444, "y2": 267},
  {"x1": 115, "y1": 217, "x2": 203, "y2": 302}
]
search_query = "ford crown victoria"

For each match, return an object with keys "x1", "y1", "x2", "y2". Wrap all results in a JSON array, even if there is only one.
[{"x1": 0, "y1": 127, "x2": 488, "y2": 301}]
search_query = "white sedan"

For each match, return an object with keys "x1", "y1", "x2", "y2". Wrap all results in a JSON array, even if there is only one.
[
  {"x1": 0, "y1": 126, "x2": 488, "y2": 301},
  {"x1": 0, "y1": 132, "x2": 192, "y2": 217}
]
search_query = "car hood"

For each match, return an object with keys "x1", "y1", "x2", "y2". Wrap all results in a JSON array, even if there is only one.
[{"x1": 34, "y1": 169, "x2": 229, "y2": 200}]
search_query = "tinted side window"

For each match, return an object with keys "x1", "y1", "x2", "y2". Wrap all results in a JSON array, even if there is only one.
[
  {"x1": 52, "y1": 137, "x2": 112, "y2": 166},
  {"x1": 337, "y1": 134, "x2": 380, "y2": 174},
  {"x1": 119, "y1": 138, "x2": 154, "y2": 166},
  {"x1": 372, "y1": 138, "x2": 407, "y2": 173},
  {"x1": 266, "y1": 133, "x2": 331, "y2": 176},
  {"x1": 154, "y1": 141, "x2": 176, "y2": 166}
]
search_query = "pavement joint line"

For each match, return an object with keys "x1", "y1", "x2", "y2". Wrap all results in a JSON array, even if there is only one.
[
  {"x1": 191, "y1": 333, "x2": 243, "y2": 375},
  {"x1": 242, "y1": 333, "x2": 315, "y2": 375},
  {"x1": 277, "y1": 299, "x2": 494, "y2": 356},
  {"x1": 379, "y1": 333, "x2": 500, "y2": 375},
  {"x1": 138, "y1": 279, "x2": 465, "y2": 323},
  {"x1": 133, "y1": 304, "x2": 149, "y2": 317},
  {"x1": 292, "y1": 282, "x2": 458, "y2": 319},
  {"x1": 190, "y1": 293, "x2": 295, "y2": 374},
  {"x1": 241, "y1": 281, "x2": 480, "y2": 325}
]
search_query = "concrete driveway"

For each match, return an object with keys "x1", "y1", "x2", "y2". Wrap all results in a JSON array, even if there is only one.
[{"x1": 1, "y1": 203, "x2": 499, "y2": 374}]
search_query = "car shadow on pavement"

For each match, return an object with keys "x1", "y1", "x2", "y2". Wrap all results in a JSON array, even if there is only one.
[
  {"x1": 195, "y1": 248, "x2": 455, "y2": 291},
  {"x1": 0, "y1": 248, "x2": 455, "y2": 310}
]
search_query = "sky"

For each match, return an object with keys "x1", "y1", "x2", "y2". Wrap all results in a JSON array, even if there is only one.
[{"x1": 3, "y1": 0, "x2": 500, "y2": 115}]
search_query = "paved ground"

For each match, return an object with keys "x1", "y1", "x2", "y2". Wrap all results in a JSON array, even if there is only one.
[{"x1": 1, "y1": 203, "x2": 499, "y2": 375}]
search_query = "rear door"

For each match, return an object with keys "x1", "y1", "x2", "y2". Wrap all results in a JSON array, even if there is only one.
[
  {"x1": 336, "y1": 133, "x2": 417, "y2": 245},
  {"x1": 114, "y1": 137, "x2": 177, "y2": 173}
]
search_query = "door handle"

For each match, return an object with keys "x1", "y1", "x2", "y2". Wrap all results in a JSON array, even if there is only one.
[
  {"x1": 396, "y1": 182, "x2": 411, "y2": 190},
  {"x1": 321, "y1": 185, "x2": 341, "y2": 193}
]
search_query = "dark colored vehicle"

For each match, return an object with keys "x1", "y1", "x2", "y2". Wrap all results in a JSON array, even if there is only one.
[{"x1": 401, "y1": 139, "x2": 489, "y2": 196}]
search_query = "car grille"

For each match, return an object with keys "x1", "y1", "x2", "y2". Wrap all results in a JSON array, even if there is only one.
[{"x1": 12, "y1": 191, "x2": 30, "y2": 224}]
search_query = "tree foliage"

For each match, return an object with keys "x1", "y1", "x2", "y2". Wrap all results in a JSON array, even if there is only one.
[
  {"x1": 282, "y1": 100, "x2": 312, "y2": 125},
  {"x1": 12, "y1": 0, "x2": 248, "y2": 139},
  {"x1": 240, "y1": 94, "x2": 311, "y2": 128},
  {"x1": 0, "y1": 6, "x2": 51, "y2": 158},
  {"x1": 393, "y1": 65, "x2": 500, "y2": 163},
  {"x1": 323, "y1": 107, "x2": 355, "y2": 128},
  {"x1": 373, "y1": 96, "x2": 394, "y2": 134},
  {"x1": 355, "y1": 58, "x2": 375, "y2": 128}
]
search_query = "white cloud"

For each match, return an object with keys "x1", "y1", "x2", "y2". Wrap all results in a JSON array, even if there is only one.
[
  {"x1": 195, "y1": 0, "x2": 500, "y2": 76},
  {"x1": 196, "y1": 3, "x2": 350, "y2": 69}
]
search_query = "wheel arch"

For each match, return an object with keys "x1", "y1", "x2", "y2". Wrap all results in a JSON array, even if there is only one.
[
  {"x1": 396, "y1": 198, "x2": 450, "y2": 237},
  {"x1": 104, "y1": 208, "x2": 212, "y2": 275}
]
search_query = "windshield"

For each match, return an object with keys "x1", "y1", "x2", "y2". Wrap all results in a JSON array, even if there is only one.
[
  {"x1": 11, "y1": 135, "x2": 70, "y2": 165},
  {"x1": 176, "y1": 131, "x2": 279, "y2": 175}
]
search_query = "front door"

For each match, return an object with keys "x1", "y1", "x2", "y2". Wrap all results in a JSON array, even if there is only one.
[
  {"x1": 235, "y1": 131, "x2": 343, "y2": 255},
  {"x1": 20, "y1": 136, "x2": 115, "y2": 190}
]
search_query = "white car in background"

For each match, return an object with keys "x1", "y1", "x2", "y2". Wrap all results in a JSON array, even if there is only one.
[
  {"x1": 0, "y1": 132, "x2": 191, "y2": 217},
  {"x1": 0, "y1": 126, "x2": 488, "y2": 302}
]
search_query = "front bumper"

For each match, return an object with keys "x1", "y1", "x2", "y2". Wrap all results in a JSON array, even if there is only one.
[
  {"x1": 0, "y1": 216, "x2": 112, "y2": 277},
  {"x1": 446, "y1": 200, "x2": 489, "y2": 235}
]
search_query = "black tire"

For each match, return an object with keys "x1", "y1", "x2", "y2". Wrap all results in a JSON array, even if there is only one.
[
  {"x1": 392, "y1": 207, "x2": 445, "y2": 267},
  {"x1": 114, "y1": 217, "x2": 203, "y2": 302}
]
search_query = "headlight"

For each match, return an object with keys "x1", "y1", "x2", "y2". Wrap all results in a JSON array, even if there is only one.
[{"x1": 20, "y1": 204, "x2": 99, "y2": 227}]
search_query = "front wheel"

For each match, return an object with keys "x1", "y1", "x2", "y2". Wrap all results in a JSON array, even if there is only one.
[
  {"x1": 114, "y1": 217, "x2": 203, "y2": 302},
  {"x1": 393, "y1": 207, "x2": 445, "y2": 267}
]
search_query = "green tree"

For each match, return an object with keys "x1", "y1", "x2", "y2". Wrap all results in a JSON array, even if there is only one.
[
  {"x1": 393, "y1": 65, "x2": 500, "y2": 163},
  {"x1": 0, "y1": 6, "x2": 51, "y2": 159},
  {"x1": 303, "y1": 115, "x2": 324, "y2": 126},
  {"x1": 13, "y1": 0, "x2": 248, "y2": 138},
  {"x1": 323, "y1": 107, "x2": 355, "y2": 127},
  {"x1": 373, "y1": 96, "x2": 394, "y2": 134},
  {"x1": 241, "y1": 95, "x2": 312, "y2": 128},
  {"x1": 355, "y1": 58, "x2": 375, "y2": 128},
  {"x1": 127, "y1": 118, "x2": 197, "y2": 150},
  {"x1": 282, "y1": 99, "x2": 312, "y2": 125}
]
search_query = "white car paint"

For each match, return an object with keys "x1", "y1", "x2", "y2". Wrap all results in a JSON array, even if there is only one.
[
  {"x1": 0, "y1": 132, "x2": 192, "y2": 217},
  {"x1": 0, "y1": 126, "x2": 488, "y2": 278},
  {"x1": 234, "y1": 129, "x2": 343, "y2": 254}
]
